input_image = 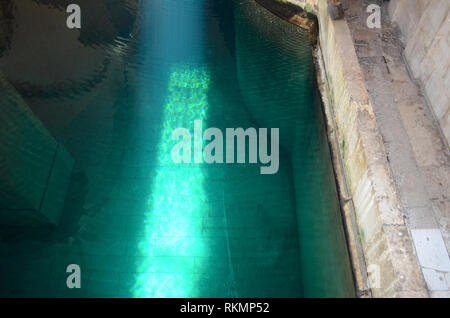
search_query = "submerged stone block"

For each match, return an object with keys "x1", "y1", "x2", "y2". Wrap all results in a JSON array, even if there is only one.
[{"x1": 0, "y1": 75, "x2": 74, "y2": 226}]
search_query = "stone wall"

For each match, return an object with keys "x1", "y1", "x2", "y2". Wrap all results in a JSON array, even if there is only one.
[
  {"x1": 266, "y1": 0, "x2": 429, "y2": 297},
  {"x1": 389, "y1": 0, "x2": 450, "y2": 145},
  {"x1": 315, "y1": 1, "x2": 426, "y2": 296}
]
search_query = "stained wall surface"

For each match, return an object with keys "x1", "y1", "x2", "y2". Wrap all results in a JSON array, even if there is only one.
[{"x1": 389, "y1": 0, "x2": 450, "y2": 144}]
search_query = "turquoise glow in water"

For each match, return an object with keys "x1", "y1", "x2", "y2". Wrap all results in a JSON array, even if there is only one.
[
  {"x1": 133, "y1": 65, "x2": 211, "y2": 298},
  {"x1": 0, "y1": 0, "x2": 354, "y2": 297}
]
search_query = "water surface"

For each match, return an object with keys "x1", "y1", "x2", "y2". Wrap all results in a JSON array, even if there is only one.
[{"x1": 0, "y1": 0, "x2": 354, "y2": 297}]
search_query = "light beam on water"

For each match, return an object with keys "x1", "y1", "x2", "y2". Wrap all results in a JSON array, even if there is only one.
[
  {"x1": 131, "y1": 0, "x2": 211, "y2": 297},
  {"x1": 132, "y1": 65, "x2": 211, "y2": 297}
]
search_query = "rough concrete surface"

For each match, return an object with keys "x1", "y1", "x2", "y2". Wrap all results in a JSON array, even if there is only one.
[
  {"x1": 342, "y1": 0, "x2": 450, "y2": 297},
  {"x1": 389, "y1": 0, "x2": 450, "y2": 145}
]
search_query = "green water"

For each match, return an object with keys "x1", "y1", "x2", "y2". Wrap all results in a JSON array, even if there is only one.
[{"x1": 0, "y1": 0, "x2": 354, "y2": 297}]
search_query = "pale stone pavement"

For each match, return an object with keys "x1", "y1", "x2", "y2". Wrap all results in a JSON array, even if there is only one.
[{"x1": 342, "y1": 0, "x2": 450, "y2": 297}]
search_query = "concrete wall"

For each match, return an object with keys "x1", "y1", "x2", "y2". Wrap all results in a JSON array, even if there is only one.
[
  {"x1": 389, "y1": 0, "x2": 450, "y2": 145},
  {"x1": 315, "y1": 3, "x2": 426, "y2": 296}
]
